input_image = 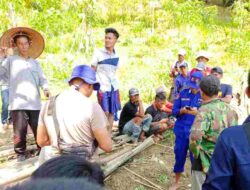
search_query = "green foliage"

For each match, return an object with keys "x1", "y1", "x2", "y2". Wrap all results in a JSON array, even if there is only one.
[
  {"x1": 0, "y1": 0, "x2": 249, "y2": 100},
  {"x1": 134, "y1": 186, "x2": 146, "y2": 190},
  {"x1": 157, "y1": 173, "x2": 169, "y2": 184}
]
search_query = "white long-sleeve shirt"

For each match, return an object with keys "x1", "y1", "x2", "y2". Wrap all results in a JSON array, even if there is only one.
[{"x1": 0, "y1": 55, "x2": 48, "y2": 110}]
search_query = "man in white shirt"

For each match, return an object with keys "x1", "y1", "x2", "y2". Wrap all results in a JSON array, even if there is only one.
[
  {"x1": 0, "y1": 27, "x2": 50, "y2": 161},
  {"x1": 91, "y1": 28, "x2": 121, "y2": 133},
  {"x1": 37, "y1": 65, "x2": 112, "y2": 162}
]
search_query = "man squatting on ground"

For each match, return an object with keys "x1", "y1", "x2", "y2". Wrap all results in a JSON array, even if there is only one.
[
  {"x1": 118, "y1": 88, "x2": 152, "y2": 142},
  {"x1": 37, "y1": 65, "x2": 112, "y2": 163},
  {"x1": 91, "y1": 28, "x2": 121, "y2": 133},
  {"x1": 145, "y1": 91, "x2": 173, "y2": 140}
]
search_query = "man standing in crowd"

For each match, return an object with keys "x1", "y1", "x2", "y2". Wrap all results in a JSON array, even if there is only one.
[
  {"x1": 0, "y1": 48, "x2": 13, "y2": 133},
  {"x1": 191, "y1": 51, "x2": 211, "y2": 76},
  {"x1": 211, "y1": 66, "x2": 233, "y2": 104},
  {"x1": 0, "y1": 27, "x2": 50, "y2": 161},
  {"x1": 170, "y1": 71, "x2": 203, "y2": 190},
  {"x1": 91, "y1": 28, "x2": 121, "y2": 133},
  {"x1": 169, "y1": 49, "x2": 189, "y2": 102},
  {"x1": 119, "y1": 88, "x2": 152, "y2": 143},
  {"x1": 145, "y1": 92, "x2": 172, "y2": 141},
  {"x1": 202, "y1": 70, "x2": 250, "y2": 190},
  {"x1": 37, "y1": 65, "x2": 112, "y2": 163},
  {"x1": 174, "y1": 62, "x2": 189, "y2": 98},
  {"x1": 189, "y1": 75, "x2": 238, "y2": 190}
]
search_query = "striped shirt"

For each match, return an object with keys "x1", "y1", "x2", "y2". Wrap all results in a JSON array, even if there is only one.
[{"x1": 91, "y1": 48, "x2": 119, "y2": 92}]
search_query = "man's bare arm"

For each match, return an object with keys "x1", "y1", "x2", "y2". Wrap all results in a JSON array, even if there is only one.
[
  {"x1": 93, "y1": 127, "x2": 112, "y2": 153},
  {"x1": 37, "y1": 124, "x2": 51, "y2": 147}
]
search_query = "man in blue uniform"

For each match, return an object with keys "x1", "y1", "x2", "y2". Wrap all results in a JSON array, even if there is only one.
[
  {"x1": 91, "y1": 28, "x2": 121, "y2": 133},
  {"x1": 211, "y1": 66, "x2": 233, "y2": 104},
  {"x1": 202, "y1": 70, "x2": 250, "y2": 190},
  {"x1": 174, "y1": 62, "x2": 189, "y2": 97},
  {"x1": 170, "y1": 71, "x2": 203, "y2": 190}
]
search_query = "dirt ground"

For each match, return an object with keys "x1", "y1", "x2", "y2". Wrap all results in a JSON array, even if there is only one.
[
  {"x1": 0, "y1": 128, "x2": 192, "y2": 190},
  {"x1": 105, "y1": 133, "x2": 192, "y2": 190}
]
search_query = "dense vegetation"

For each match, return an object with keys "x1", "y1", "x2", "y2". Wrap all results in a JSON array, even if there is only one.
[{"x1": 0, "y1": 0, "x2": 249, "y2": 103}]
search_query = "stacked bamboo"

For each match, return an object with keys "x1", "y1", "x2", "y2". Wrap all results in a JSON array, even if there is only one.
[{"x1": 0, "y1": 134, "x2": 155, "y2": 188}]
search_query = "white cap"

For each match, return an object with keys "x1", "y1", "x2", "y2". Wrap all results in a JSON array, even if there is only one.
[
  {"x1": 155, "y1": 86, "x2": 167, "y2": 94},
  {"x1": 178, "y1": 49, "x2": 186, "y2": 56},
  {"x1": 196, "y1": 50, "x2": 209, "y2": 61}
]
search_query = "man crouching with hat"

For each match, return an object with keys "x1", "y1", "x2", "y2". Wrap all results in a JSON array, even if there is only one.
[
  {"x1": 0, "y1": 27, "x2": 50, "y2": 162},
  {"x1": 37, "y1": 65, "x2": 112, "y2": 163}
]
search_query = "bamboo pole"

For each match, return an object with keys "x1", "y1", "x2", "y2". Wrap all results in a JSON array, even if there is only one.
[
  {"x1": 113, "y1": 134, "x2": 129, "y2": 141},
  {"x1": 103, "y1": 136, "x2": 154, "y2": 177},
  {"x1": 124, "y1": 166, "x2": 163, "y2": 190},
  {"x1": 97, "y1": 146, "x2": 133, "y2": 165},
  {"x1": 0, "y1": 145, "x2": 37, "y2": 158},
  {"x1": 0, "y1": 157, "x2": 38, "y2": 186}
]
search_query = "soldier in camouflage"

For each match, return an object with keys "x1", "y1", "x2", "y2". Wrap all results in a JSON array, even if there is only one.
[{"x1": 189, "y1": 75, "x2": 238, "y2": 190}]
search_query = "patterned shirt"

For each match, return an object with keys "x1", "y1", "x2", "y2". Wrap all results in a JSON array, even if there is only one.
[
  {"x1": 190, "y1": 98, "x2": 238, "y2": 173},
  {"x1": 91, "y1": 48, "x2": 119, "y2": 92}
]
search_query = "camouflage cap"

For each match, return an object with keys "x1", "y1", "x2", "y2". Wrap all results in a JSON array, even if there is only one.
[{"x1": 200, "y1": 75, "x2": 220, "y2": 96}]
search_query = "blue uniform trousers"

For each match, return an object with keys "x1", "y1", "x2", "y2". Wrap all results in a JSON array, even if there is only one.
[{"x1": 173, "y1": 131, "x2": 193, "y2": 173}]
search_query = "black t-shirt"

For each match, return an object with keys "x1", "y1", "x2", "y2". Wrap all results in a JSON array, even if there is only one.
[
  {"x1": 118, "y1": 101, "x2": 138, "y2": 133},
  {"x1": 145, "y1": 105, "x2": 168, "y2": 122}
]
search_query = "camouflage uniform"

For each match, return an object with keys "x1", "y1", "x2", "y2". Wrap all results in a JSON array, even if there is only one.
[{"x1": 190, "y1": 98, "x2": 238, "y2": 173}]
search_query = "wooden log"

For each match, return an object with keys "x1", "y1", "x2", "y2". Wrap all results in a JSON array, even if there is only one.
[
  {"x1": 0, "y1": 144, "x2": 13, "y2": 152},
  {"x1": 97, "y1": 146, "x2": 133, "y2": 165},
  {"x1": 97, "y1": 137, "x2": 133, "y2": 155},
  {"x1": 0, "y1": 157, "x2": 38, "y2": 187},
  {"x1": 111, "y1": 131, "x2": 119, "y2": 138},
  {"x1": 113, "y1": 136, "x2": 133, "y2": 146},
  {"x1": 113, "y1": 134, "x2": 129, "y2": 141},
  {"x1": 103, "y1": 136, "x2": 154, "y2": 177},
  {"x1": 96, "y1": 143, "x2": 127, "y2": 155},
  {"x1": 0, "y1": 145, "x2": 37, "y2": 158}
]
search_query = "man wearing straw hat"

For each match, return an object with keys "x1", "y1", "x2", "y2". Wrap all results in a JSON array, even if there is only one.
[{"x1": 0, "y1": 27, "x2": 50, "y2": 161}]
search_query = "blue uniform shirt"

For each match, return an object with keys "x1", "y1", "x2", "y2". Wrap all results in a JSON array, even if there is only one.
[
  {"x1": 174, "y1": 73, "x2": 189, "y2": 96},
  {"x1": 203, "y1": 116, "x2": 250, "y2": 190},
  {"x1": 172, "y1": 89, "x2": 202, "y2": 134},
  {"x1": 219, "y1": 83, "x2": 232, "y2": 98}
]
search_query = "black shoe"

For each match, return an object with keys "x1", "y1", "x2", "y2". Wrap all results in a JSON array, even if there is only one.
[{"x1": 17, "y1": 155, "x2": 26, "y2": 162}]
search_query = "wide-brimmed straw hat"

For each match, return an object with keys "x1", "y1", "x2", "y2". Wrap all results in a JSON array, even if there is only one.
[{"x1": 0, "y1": 27, "x2": 44, "y2": 58}]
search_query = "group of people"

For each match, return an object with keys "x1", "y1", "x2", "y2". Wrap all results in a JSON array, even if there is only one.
[{"x1": 0, "y1": 25, "x2": 249, "y2": 190}]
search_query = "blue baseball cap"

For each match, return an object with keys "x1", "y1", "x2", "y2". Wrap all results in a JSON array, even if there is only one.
[
  {"x1": 191, "y1": 71, "x2": 203, "y2": 80},
  {"x1": 187, "y1": 71, "x2": 203, "y2": 89},
  {"x1": 68, "y1": 65, "x2": 100, "y2": 91}
]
